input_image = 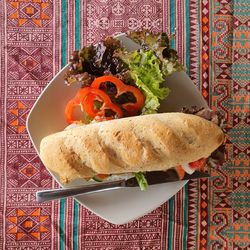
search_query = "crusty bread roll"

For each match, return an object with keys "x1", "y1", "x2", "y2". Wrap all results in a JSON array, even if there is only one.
[{"x1": 40, "y1": 113, "x2": 224, "y2": 183}]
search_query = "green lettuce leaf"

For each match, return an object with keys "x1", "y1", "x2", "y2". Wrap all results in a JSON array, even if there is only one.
[
  {"x1": 128, "y1": 30, "x2": 184, "y2": 77},
  {"x1": 134, "y1": 172, "x2": 148, "y2": 191},
  {"x1": 116, "y1": 49, "x2": 170, "y2": 113},
  {"x1": 128, "y1": 30, "x2": 170, "y2": 51}
]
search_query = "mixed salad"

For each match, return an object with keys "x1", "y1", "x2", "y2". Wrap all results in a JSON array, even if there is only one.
[{"x1": 64, "y1": 30, "x2": 184, "y2": 123}]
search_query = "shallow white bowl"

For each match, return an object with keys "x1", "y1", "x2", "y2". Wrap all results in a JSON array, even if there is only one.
[{"x1": 27, "y1": 34, "x2": 208, "y2": 224}]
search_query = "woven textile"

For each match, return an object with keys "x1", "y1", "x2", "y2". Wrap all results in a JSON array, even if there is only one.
[{"x1": 0, "y1": 0, "x2": 249, "y2": 249}]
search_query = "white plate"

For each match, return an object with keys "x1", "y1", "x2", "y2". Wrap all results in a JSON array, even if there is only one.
[{"x1": 26, "y1": 34, "x2": 208, "y2": 224}]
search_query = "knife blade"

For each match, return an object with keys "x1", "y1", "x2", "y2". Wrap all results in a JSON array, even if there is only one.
[
  {"x1": 126, "y1": 170, "x2": 210, "y2": 187},
  {"x1": 36, "y1": 170, "x2": 210, "y2": 203}
]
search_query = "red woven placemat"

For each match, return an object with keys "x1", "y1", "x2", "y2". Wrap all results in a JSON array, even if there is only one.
[{"x1": 0, "y1": 0, "x2": 249, "y2": 249}]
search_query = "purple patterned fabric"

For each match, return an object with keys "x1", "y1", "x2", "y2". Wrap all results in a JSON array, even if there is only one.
[{"x1": 0, "y1": 0, "x2": 249, "y2": 249}]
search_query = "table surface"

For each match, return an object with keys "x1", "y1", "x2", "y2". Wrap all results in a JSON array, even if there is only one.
[{"x1": 0, "y1": 0, "x2": 249, "y2": 249}]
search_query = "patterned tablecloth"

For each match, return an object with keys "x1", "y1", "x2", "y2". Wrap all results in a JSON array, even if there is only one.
[{"x1": 0, "y1": 0, "x2": 249, "y2": 249}]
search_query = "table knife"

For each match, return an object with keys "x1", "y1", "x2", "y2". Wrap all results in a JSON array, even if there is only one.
[{"x1": 36, "y1": 170, "x2": 210, "y2": 203}]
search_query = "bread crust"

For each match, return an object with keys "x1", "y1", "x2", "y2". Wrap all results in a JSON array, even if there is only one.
[{"x1": 40, "y1": 113, "x2": 224, "y2": 183}]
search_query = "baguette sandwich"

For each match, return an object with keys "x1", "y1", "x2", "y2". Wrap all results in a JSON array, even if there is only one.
[
  {"x1": 40, "y1": 112, "x2": 225, "y2": 185},
  {"x1": 39, "y1": 32, "x2": 226, "y2": 189}
]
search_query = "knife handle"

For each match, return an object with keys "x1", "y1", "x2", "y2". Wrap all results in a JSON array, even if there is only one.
[{"x1": 36, "y1": 180, "x2": 125, "y2": 203}]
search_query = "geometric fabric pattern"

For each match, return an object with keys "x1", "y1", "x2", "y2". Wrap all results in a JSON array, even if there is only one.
[{"x1": 0, "y1": 0, "x2": 249, "y2": 249}]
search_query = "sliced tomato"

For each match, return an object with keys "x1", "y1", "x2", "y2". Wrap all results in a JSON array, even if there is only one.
[
  {"x1": 92, "y1": 174, "x2": 110, "y2": 182},
  {"x1": 175, "y1": 165, "x2": 186, "y2": 180},
  {"x1": 188, "y1": 158, "x2": 207, "y2": 170}
]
